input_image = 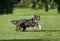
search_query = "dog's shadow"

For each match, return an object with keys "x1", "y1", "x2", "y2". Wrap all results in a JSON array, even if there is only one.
[{"x1": 24, "y1": 30, "x2": 60, "y2": 32}]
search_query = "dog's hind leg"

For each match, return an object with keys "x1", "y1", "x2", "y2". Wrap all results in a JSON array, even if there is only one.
[
  {"x1": 16, "y1": 25, "x2": 19, "y2": 31},
  {"x1": 16, "y1": 24, "x2": 21, "y2": 31}
]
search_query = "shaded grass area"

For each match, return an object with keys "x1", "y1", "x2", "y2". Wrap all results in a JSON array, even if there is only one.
[{"x1": 0, "y1": 38, "x2": 60, "y2": 41}]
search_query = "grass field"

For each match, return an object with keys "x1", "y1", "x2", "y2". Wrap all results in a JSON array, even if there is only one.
[{"x1": 0, "y1": 8, "x2": 60, "y2": 41}]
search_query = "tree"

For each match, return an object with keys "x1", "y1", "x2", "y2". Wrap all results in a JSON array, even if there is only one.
[
  {"x1": 45, "y1": 2, "x2": 48, "y2": 12},
  {"x1": 54, "y1": 0, "x2": 60, "y2": 13},
  {"x1": 0, "y1": 0, "x2": 21, "y2": 14}
]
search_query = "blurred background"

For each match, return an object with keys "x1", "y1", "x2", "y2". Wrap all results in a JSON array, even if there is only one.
[{"x1": 0, "y1": 0, "x2": 60, "y2": 14}]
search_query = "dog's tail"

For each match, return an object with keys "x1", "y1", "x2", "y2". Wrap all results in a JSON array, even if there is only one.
[{"x1": 9, "y1": 19, "x2": 17, "y2": 25}]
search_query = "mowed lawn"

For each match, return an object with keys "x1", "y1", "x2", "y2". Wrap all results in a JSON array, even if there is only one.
[{"x1": 0, "y1": 8, "x2": 60, "y2": 41}]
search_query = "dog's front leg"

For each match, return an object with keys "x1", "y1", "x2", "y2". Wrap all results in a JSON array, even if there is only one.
[
  {"x1": 38, "y1": 24, "x2": 41, "y2": 30},
  {"x1": 36, "y1": 24, "x2": 42, "y2": 30},
  {"x1": 22, "y1": 27, "x2": 26, "y2": 31}
]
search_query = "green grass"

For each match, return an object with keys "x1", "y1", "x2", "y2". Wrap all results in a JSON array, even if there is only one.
[{"x1": 0, "y1": 8, "x2": 60, "y2": 41}]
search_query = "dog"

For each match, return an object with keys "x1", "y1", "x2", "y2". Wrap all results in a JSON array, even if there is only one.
[{"x1": 10, "y1": 15, "x2": 41, "y2": 31}]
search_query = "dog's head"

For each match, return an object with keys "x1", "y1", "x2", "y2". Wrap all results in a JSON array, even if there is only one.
[{"x1": 34, "y1": 15, "x2": 40, "y2": 20}]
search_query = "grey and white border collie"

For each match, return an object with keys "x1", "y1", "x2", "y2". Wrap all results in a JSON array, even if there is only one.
[{"x1": 9, "y1": 15, "x2": 41, "y2": 31}]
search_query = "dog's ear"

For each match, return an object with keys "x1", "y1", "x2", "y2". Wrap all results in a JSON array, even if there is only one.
[{"x1": 34, "y1": 15, "x2": 40, "y2": 17}]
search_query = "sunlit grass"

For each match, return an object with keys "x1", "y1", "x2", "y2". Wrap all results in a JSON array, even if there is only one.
[{"x1": 0, "y1": 8, "x2": 60, "y2": 40}]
